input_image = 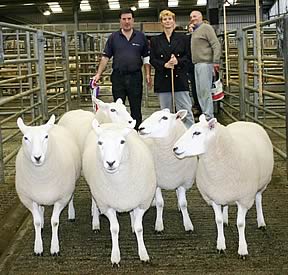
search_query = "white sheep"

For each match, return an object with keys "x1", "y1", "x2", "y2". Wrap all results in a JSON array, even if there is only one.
[
  {"x1": 82, "y1": 120, "x2": 156, "y2": 265},
  {"x1": 173, "y1": 114, "x2": 274, "y2": 257},
  {"x1": 15, "y1": 115, "x2": 81, "y2": 256},
  {"x1": 58, "y1": 98, "x2": 134, "y2": 154},
  {"x1": 58, "y1": 98, "x2": 134, "y2": 229},
  {"x1": 138, "y1": 108, "x2": 197, "y2": 232}
]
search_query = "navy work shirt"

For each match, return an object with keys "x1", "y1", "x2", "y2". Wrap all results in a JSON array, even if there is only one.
[{"x1": 102, "y1": 29, "x2": 149, "y2": 73}]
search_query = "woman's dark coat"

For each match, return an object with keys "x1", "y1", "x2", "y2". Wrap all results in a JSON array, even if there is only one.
[{"x1": 150, "y1": 31, "x2": 191, "y2": 93}]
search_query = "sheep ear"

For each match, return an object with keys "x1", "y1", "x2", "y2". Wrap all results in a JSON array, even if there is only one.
[
  {"x1": 163, "y1": 108, "x2": 170, "y2": 113},
  {"x1": 199, "y1": 114, "x2": 207, "y2": 123},
  {"x1": 44, "y1": 114, "x2": 55, "y2": 131},
  {"x1": 92, "y1": 119, "x2": 102, "y2": 135},
  {"x1": 17, "y1": 117, "x2": 27, "y2": 134},
  {"x1": 47, "y1": 114, "x2": 55, "y2": 126},
  {"x1": 208, "y1": 118, "x2": 217, "y2": 130},
  {"x1": 95, "y1": 99, "x2": 107, "y2": 110},
  {"x1": 176, "y1": 110, "x2": 187, "y2": 120},
  {"x1": 116, "y1": 98, "x2": 123, "y2": 105}
]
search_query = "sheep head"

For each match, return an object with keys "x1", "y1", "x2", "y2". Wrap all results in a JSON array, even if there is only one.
[
  {"x1": 92, "y1": 119, "x2": 133, "y2": 174},
  {"x1": 17, "y1": 115, "x2": 56, "y2": 166},
  {"x1": 138, "y1": 109, "x2": 187, "y2": 138},
  {"x1": 173, "y1": 114, "x2": 217, "y2": 158},
  {"x1": 95, "y1": 98, "x2": 135, "y2": 128}
]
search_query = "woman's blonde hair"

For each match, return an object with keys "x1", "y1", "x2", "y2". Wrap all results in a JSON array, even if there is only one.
[{"x1": 159, "y1": 9, "x2": 175, "y2": 21}]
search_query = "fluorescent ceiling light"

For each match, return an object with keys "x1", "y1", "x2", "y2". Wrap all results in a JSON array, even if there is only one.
[
  {"x1": 23, "y1": 3, "x2": 34, "y2": 6},
  {"x1": 138, "y1": 0, "x2": 149, "y2": 9},
  {"x1": 197, "y1": 0, "x2": 207, "y2": 6},
  {"x1": 168, "y1": 0, "x2": 178, "y2": 7},
  {"x1": 0, "y1": 5, "x2": 7, "y2": 7},
  {"x1": 108, "y1": 1, "x2": 120, "y2": 10},
  {"x1": 80, "y1": 0, "x2": 91, "y2": 11},
  {"x1": 48, "y1": 2, "x2": 63, "y2": 13},
  {"x1": 43, "y1": 10, "x2": 51, "y2": 16},
  {"x1": 131, "y1": 6, "x2": 137, "y2": 11}
]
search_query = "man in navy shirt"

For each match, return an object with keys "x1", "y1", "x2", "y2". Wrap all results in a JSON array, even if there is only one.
[{"x1": 93, "y1": 8, "x2": 151, "y2": 130}]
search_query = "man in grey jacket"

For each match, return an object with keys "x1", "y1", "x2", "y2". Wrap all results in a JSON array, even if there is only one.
[{"x1": 190, "y1": 10, "x2": 221, "y2": 119}]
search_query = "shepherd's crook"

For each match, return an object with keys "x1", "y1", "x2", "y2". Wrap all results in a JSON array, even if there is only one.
[{"x1": 171, "y1": 68, "x2": 176, "y2": 113}]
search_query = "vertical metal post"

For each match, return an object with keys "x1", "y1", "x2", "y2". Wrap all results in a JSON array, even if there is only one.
[
  {"x1": 33, "y1": 32, "x2": 40, "y2": 119},
  {"x1": 0, "y1": 26, "x2": 4, "y2": 98},
  {"x1": 37, "y1": 30, "x2": 48, "y2": 122},
  {"x1": 223, "y1": 2, "x2": 229, "y2": 89},
  {"x1": 237, "y1": 29, "x2": 246, "y2": 121},
  {"x1": 75, "y1": 31, "x2": 81, "y2": 108},
  {"x1": 0, "y1": 127, "x2": 4, "y2": 184},
  {"x1": 252, "y1": 29, "x2": 259, "y2": 119},
  {"x1": 26, "y1": 31, "x2": 35, "y2": 120},
  {"x1": 62, "y1": 31, "x2": 72, "y2": 111},
  {"x1": 0, "y1": 27, "x2": 4, "y2": 65},
  {"x1": 283, "y1": 15, "x2": 288, "y2": 175},
  {"x1": 0, "y1": 27, "x2": 4, "y2": 183}
]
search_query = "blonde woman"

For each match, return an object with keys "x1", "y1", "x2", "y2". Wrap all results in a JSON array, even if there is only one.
[{"x1": 150, "y1": 10, "x2": 194, "y2": 128}]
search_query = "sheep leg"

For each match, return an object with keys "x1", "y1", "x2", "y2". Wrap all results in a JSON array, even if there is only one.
[
  {"x1": 133, "y1": 207, "x2": 149, "y2": 262},
  {"x1": 39, "y1": 205, "x2": 45, "y2": 230},
  {"x1": 105, "y1": 208, "x2": 120, "y2": 266},
  {"x1": 92, "y1": 198, "x2": 100, "y2": 231},
  {"x1": 176, "y1": 186, "x2": 193, "y2": 232},
  {"x1": 50, "y1": 201, "x2": 65, "y2": 256},
  {"x1": 129, "y1": 211, "x2": 135, "y2": 233},
  {"x1": 236, "y1": 202, "x2": 248, "y2": 257},
  {"x1": 222, "y1": 205, "x2": 229, "y2": 226},
  {"x1": 212, "y1": 202, "x2": 226, "y2": 252},
  {"x1": 91, "y1": 197, "x2": 96, "y2": 216},
  {"x1": 154, "y1": 187, "x2": 164, "y2": 232},
  {"x1": 68, "y1": 195, "x2": 75, "y2": 221},
  {"x1": 255, "y1": 191, "x2": 266, "y2": 228},
  {"x1": 175, "y1": 189, "x2": 180, "y2": 211},
  {"x1": 32, "y1": 202, "x2": 43, "y2": 256}
]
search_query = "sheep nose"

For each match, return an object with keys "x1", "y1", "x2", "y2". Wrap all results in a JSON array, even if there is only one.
[
  {"x1": 106, "y1": 161, "x2": 115, "y2": 167},
  {"x1": 173, "y1": 147, "x2": 178, "y2": 152},
  {"x1": 34, "y1": 156, "x2": 41, "y2": 162},
  {"x1": 128, "y1": 120, "x2": 133, "y2": 124}
]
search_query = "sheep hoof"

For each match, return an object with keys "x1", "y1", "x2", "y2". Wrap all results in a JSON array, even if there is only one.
[
  {"x1": 51, "y1": 252, "x2": 60, "y2": 257},
  {"x1": 185, "y1": 229, "x2": 193, "y2": 234},
  {"x1": 154, "y1": 230, "x2": 164, "y2": 235},
  {"x1": 93, "y1": 229, "x2": 100, "y2": 233},
  {"x1": 217, "y1": 249, "x2": 226, "y2": 255},
  {"x1": 258, "y1": 226, "x2": 266, "y2": 231},
  {"x1": 141, "y1": 259, "x2": 150, "y2": 264},
  {"x1": 112, "y1": 262, "x2": 120, "y2": 268},
  {"x1": 34, "y1": 252, "x2": 43, "y2": 257},
  {"x1": 68, "y1": 218, "x2": 75, "y2": 222},
  {"x1": 238, "y1": 254, "x2": 248, "y2": 260}
]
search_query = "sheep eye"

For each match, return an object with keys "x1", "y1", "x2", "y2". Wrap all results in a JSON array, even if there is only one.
[
  {"x1": 120, "y1": 140, "x2": 125, "y2": 144},
  {"x1": 193, "y1": 131, "x2": 201, "y2": 136},
  {"x1": 110, "y1": 108, "x2": 116, "y2": 112},
  {"x1": 161, "y1": 116, "x2": 168, "y2": 120},
  {"x1": 24, "y1": 136, "x2": 28, "y2": 141},
  {"x1": 45, "y1": 135, "x2": 48, "y2": 139},
  {"x1": 98, "y1": 141, "x2": 103, "y2": 145}
]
